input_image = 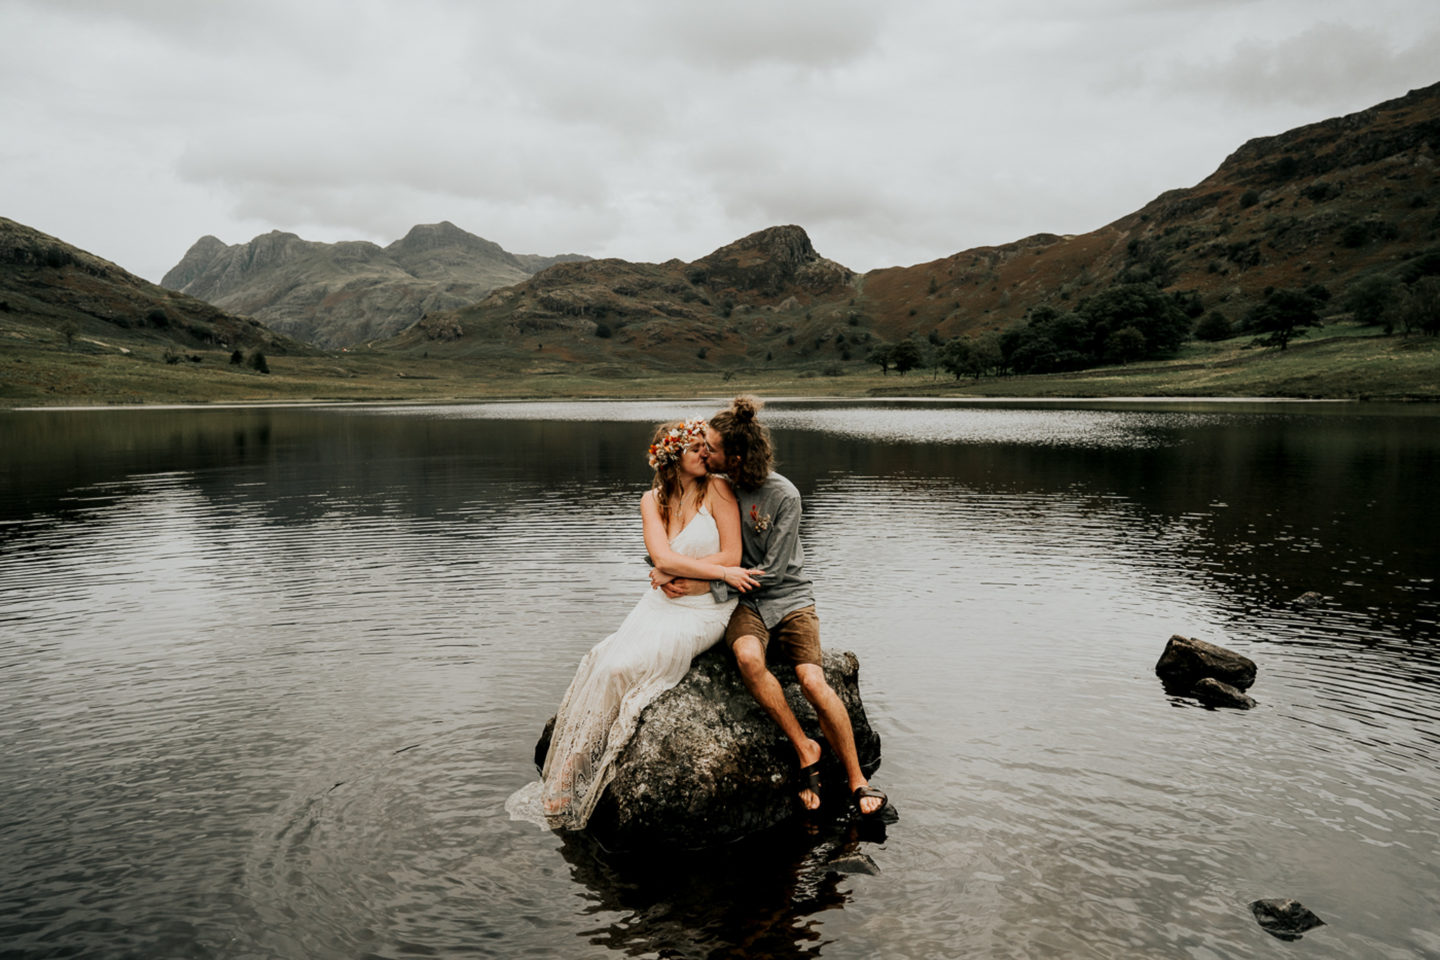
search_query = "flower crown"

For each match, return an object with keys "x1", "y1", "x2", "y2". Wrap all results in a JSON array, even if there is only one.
[{"x1": 647, "y1": 417, "x2": 707, "y2": 469}]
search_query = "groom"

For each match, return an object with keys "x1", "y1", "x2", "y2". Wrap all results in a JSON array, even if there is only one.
[{"x1": 658, "y1": 396, "x2": 886, "y2": 817}]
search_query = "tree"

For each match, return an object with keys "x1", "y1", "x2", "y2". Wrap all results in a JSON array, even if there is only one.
[
  {"x1": 1343, "y1": 275, "x2": 1398, "y2": 327},
  {"x1": 940, "y1": 339, "x2": 973, "y2": 380},
  {"x1": 1104, "y1": 326, "x2": 1147, "y2": 365},
  {"x1": 230, "y1": 350, "x2": 244, "y2": 365},
  {"x1": 1077, "y1": 282, "x2": 1191, "y2": 358},
  {"x1": 891, "y1": 339, "x2": 923, "y2": 375},
  {"x1": 247, "y1": 350, "x2": 270, "y2": 373},
  {"x1": 867, "y1": 344, "x2": 894, "y2": 375},
  {"x1": 970, "y1": 333, "x2": 1002, "y2": 378},
  {"x1": 1247, "y1": 288, "x2": 1321, "y2": 350},
  {"x1": 1194, "y1": 311, "x2": 1233, "y2": 342},
  {"x1": 1392, "y1": 276, "x2": 1440, "y2": 336}
]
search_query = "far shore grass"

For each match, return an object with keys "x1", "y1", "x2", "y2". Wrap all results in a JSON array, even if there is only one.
[{"x1": 4, "y1": 321, "x2": 1437, "y2": 407}]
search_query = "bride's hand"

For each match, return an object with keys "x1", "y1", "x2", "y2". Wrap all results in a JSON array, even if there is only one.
[
  {"x1": 722, "y1": 567, "x2": 765, "y2": 592},
  {"x1": 649, "y1": 568, "x2": 676, "y2": 589}
]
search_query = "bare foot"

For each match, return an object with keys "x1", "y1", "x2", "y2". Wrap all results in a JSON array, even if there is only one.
[{"x1": 796, "y1": 738, "x2": 823, "y2": 811}]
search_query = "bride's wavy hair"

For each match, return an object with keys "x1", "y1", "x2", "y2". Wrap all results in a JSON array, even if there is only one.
[
  {"x1": 708, "y1": 395, "x2": 773, "y2": 491},
  {"x1": 649, "y1": 420, "x2": 710, "y2": 528}
]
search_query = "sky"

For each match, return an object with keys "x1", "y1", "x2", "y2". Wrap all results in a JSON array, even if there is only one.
[{"x1": 3, "y1": 0, "x2": 1438, "y2": 284}]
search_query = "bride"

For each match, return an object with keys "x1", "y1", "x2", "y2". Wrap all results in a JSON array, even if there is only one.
[{"x1": 506, "y1": 417, "x2": 764, "y2": 830}]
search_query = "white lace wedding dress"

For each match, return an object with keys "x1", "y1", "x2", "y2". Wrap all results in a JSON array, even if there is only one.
[{"x1": 506, "y1": 506, "x2": 738, "y2": 830}]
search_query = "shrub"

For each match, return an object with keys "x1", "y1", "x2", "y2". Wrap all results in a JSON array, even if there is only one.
[
  {"x1": 230, "y1": 350, "x2": 243, "y2": 365},
  {"x1": 247, "y1": 350, "x2": 270, "y2": 373},
  {"x1": 1239, "y1": 189, "x2": 1261, "y2": 209},
  {"x1": 1105, "y1": 326, "x2": 1147, "y2": 365},
  {"x1": 1344, "y1": 275, "x2": 1398, "y2": 326},
  {"x1": 1195, "y1": 311, "x2": 1233, "y2": 342},
  {"x1": 594, "y1": 323, "x2": 612, "y2": 338},
  {"x1": 891, "y1": 340, "x2": 923, "y2": 375},
  {"x1": 1340, "y1": 222, "x2": 1368, "y2": 248}
]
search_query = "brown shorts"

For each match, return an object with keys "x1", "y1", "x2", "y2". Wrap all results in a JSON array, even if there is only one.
[{"x1": 724, "y1": 604, "x2": 822, "y2": 667}]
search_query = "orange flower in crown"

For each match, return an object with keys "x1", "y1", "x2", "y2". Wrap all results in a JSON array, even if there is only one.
[{"x1": 647, "y1": 417, "x2": 707, "y2": 469}]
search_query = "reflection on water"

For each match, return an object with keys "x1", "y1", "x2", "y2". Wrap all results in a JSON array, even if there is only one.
[{"x1": 1, "y1": 400, "x2": 1438, "y2": 959}]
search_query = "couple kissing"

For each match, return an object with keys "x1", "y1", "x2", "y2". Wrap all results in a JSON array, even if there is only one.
[{"x1": 506, "y1": 396, "x2": 886, "y2": 832}]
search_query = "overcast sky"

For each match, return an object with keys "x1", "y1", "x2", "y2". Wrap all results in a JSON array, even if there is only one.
[{"x1": 3, "y1": 0, "x2": 1438, "y2": 283}]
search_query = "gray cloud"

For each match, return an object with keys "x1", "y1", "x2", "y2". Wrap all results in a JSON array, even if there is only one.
[
  {"x1": 1165, "y1": 21, "x2": 1440, "y2": 107},
  {"x1": 2, "y1": 0, "x2": 1436, "y2": 282}
]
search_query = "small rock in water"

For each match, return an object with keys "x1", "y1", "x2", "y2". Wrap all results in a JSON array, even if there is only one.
[
  {"x1": 825, "y1": 853, "x2": 880, "y2": 876},
  {"x1": 1192, "y1": 677, "x2": 1257, "y2": 710},
  {"x1": 1249, "y1": 898, "x2": 1325, "y2": 941},
  {"x1": 1292, "y1": 591, "x2": 1324, "y2": 609}
]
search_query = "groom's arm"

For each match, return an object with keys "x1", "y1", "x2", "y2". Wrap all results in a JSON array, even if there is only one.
[{"x1": 659, "y1": 576, "x2": 713, "y2": 598}]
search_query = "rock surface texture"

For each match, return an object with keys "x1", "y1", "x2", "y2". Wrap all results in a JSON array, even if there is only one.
[
  {"x1": 533, "y1": 644, "x2": 881, "y2": 851},
  {"x1": 1250, "y1": 898, "x2": 1326, "y2": 941},
  {"x1": 1155, "y1": 635, "x2": 1257, "y2": 691},
  {"x1": 1191, "y1": 677, "x2": 1257, "y2": 710}
]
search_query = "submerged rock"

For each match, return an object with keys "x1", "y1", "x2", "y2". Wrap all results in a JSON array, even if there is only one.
[
  {"x1": 533, "y1": 644, "x2": 881, "y2": 850},
  {"x1": 1192, "y1": 677, "x2": 1257, "y2": 710},
  {"x1": 1292, "y1": 591, "x2": 1324, "y2": 609},
  {"x1": 826, "y1": 852, "x2": 880, "y2": 876},
  {"x1": 1250, "y1": 898, "x2": 1326, "y2": 941},
  {"x1": 1155, "y1": 635, "x2": 1257, "y2": 692}
]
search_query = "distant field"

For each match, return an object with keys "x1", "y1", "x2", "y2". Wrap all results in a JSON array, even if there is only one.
[{"x1": 3, "y1": 320, "x2": 1436, "y2": 406}]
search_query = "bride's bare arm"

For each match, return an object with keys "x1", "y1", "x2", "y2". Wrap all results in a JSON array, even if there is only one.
[
  {"x1": 706, "y1": 477, "x2": 743, "y2": 567},
  {"x1": 641, "y1": 490, "x2": 761, "y2": 591},
  {"x1": 656, "y1": 479, "x2": 742, "y2": 572}
]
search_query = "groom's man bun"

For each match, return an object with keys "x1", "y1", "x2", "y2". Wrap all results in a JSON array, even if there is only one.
[
  {"x1": 731, "y1": 395, "x2": 761, "y2": 424},
  {"x1": 711, "y1": 395, "x2": 774, "y2": 491}
]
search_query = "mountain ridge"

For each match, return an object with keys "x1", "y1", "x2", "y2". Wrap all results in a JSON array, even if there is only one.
[
  {"x1": 161, "y1": 221, "x2": 590, "y2": 348},
  {"x1": 1, "y1": 215, "x2": 309, "y2": 363}
]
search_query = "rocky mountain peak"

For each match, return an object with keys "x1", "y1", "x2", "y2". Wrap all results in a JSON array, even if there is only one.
[
  {"x1": 691, "y1": 224, "x2": 853, "y2": 298},
  {"x1": 699, "y1": 224, "x2": 817, "y2": 268},
  {"x1": 161, "y1": 235, "x2": 230, "y2": 290},
  {"x1": 386, "y1": 221, "x2": 515, "y2": 263}
]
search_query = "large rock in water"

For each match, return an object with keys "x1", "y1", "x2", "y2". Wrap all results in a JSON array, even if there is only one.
[
  {"x1": 533, "y1": 644, "x2": 881, "y2": 851},
  {"x1": 1154, "y1": 635, "x2": 1257, "y2": 692}
]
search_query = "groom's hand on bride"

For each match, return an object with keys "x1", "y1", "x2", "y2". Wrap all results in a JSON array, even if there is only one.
[{"x1": 659, "y1": 577, "x2": 711, "y2": 598}]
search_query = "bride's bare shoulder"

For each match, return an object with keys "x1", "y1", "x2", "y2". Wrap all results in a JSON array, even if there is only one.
[{"x1": 707, "y1": 476, "x2": 737, "y2": 505}]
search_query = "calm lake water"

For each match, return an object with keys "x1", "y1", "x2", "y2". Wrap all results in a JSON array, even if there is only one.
[{"x1": 2, "y1": 399, "x2": 1438, "y2": 959}]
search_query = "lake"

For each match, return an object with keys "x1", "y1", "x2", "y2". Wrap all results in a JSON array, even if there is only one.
[{"x1": 1, "y1": 398, "x2": 1437, "y2": 959}]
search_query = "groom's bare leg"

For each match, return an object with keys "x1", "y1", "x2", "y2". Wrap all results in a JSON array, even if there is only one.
[
  {"x1": 795, "y1": 663, "x2": 881, "y2": 815},
  {"x1": 731, "y1": 634, "x2": 822, "y2": 810}
]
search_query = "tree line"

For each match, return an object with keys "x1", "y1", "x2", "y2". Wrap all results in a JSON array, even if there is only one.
[{"x1": 865, "y1": 256, "x2": 1440, "y2": 381}]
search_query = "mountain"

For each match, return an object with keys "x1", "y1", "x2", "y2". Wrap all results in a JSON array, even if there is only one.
[
  {"x1": 391, "y1": 81, "x2": 1440, "y2": 371},
  {"x1": 386, "y1": 224, "x2": 858, "y2": 368},
  {"x1": 161, "y1": 222, "x2": 590, "y2": 349},
  {"x1": 1, "y1": 216, "x2": 305, "y2": 358},
  {"x1": 857, "y1": 80, "x2": 1440, "y2": 345}
]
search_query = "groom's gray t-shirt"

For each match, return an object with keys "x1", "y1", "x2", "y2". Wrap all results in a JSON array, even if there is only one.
[{"x1": 709, "y1": 471, "x2": 814, "y2": 628}]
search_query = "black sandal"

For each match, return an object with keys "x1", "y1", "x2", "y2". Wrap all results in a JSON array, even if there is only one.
[
  {"x1": 798, "y1": 761, "x2": 822, "y2": 809},
  {"x1": 852, "y1": 784, "x2": 888, "y2": 818}
]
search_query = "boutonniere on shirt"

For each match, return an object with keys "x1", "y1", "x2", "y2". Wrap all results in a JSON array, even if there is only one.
[{"x1": 749, "y1": 503, "x2": 772, "y2": 532}]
